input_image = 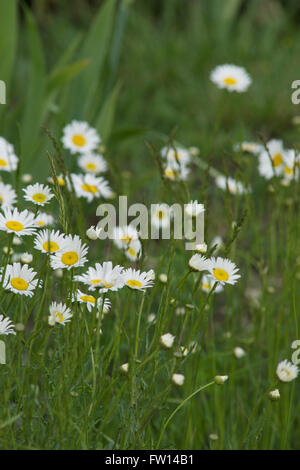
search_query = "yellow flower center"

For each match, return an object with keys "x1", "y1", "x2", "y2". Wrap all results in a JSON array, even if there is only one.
[
  {"x1": 11, "y1": 277, "x2": 29, "y2": 291},
  {"x1": 127, "y1": 279, "x2": 142, "y2": 288},
  {"x1": 120, "y1": 235, "x2": 131, "y2": 243},
  {"x1": 213, "y1": 268, "x2": 229, "y2": 282},
  {"x1": 157, "y1": 211, "x2": 164, "y2": 220},
  {"x1": 91, "y1": 279, "x2": 102, "y2": 285},
  {"x1": 81, "y1": 184, "x2": 98, "y2": 194},
  {"x1": 284, "y1": 369, "x2": 290, "y2": 377},
  {"x1": 284, "y1": 166, "x2": 293, "y2": 175},
  {"x1": 86, "y1": 163, "x2": 97, "y2": 171},
  {"x1": 72, "y1": 134, "x2": 86, "y2": 147},
  {"x1": 128, "y1": 248, "x2": 136, "y2": 257},
  {"x1": 102, "y1": 281, "x2": 114, "y2": 288},
  {"x1": 6, "y1": 220, "x2": 24, "y2": 232},
  {"x1": 0, "y1": 195, "x2": 3, "y2": 204},
  {"x1": 224, "y1": 77, "x2": 237, "y2": 85},
  {"x1": 80, "y1": 295, "x2": 95, "y2": 304},
  {"x1": 202, "y1": 283, "x2": 211, "y2": 290},
  {"x1": 165, "y1": 169, "x2": 176, "y2": 179},
  {"x1": 42, "y1": 241, "x2": 59, "y2": 253},
  {"x1": 272, "y1": 153, "x2": 283, "y2": 167},
  {"x1": 61, "y1": 251, "x2": 79, "y2": 266},
  {"x1": 0, "y1": 158, "x2": 7, "y2": 167},
  {"x1": 55, "y1": 312, "x2": 64, "y2": 323},
  {"x1": 32, "y1": 193, "x2": 46, "y2": 203},
  {"x1": 37, "y1": 220, "x2": 45, "y2": 226}
]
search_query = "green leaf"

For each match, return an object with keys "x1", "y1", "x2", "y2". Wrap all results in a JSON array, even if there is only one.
[
  {"x1": 0, "y1": 0, "x2": 17, "y2": 89},
  {"x1": 21, "y1": 6, "x2": 47, "y2": 164},
  {"x1": 47, "y1": 59, "x2": 89, "y2": 95},
  {"x1": 96, "y1": 82, "x2": 121, "y2": 142}
]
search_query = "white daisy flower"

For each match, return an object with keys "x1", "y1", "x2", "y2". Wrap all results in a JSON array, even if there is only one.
[
  {"x1": 164, "y1": 161, "x2": 190, "y2": 181},
  {"x1": 185, "y1": 200, "x2": 205, "y2": 217},
  {"x1": 3, "y1": 263, "x2": 41, "y2": 297},
  {"x1": 0, "y1": 181, "x2": 17, "y2": 209},
  {"x1": 215, "y1": 175, "x2": 250, "y2": 195},
  {"x1": 0, "y1": 208, "x2": 38, "y2": 236},
  {"x1": 171, "y1": 373, "x2": 185, "y2": 386},
  {"x1": 0, "y1": 137, "x2": 19, "y2": 172},
  {"x1": 206, "y1": 257, "x2": 241, "y2": 285},
  {"x1": 74, "y1": 290, "x2": 111, "y2": 313},
  {"x1": 78, "y1": 153, "x2": 107, "y2": 174},
  {"x1": 188, "y1": 254, "x2": 210, "y2": 272},
  {"x1": 201, "y1": 274, "x2": 224, "y2": 294},
  {"x1": 161, "y1": 146, "x2": 191, "y2": 166},
  {"x1": 0, "y1": 314, "x2": 16, "y2": 336},
  {"x1": 74, "y1": 261, "x2": 124, "y2": 292},
  {"x1": 276, "y1": 359, "x2": 298, "y2": 383},
  {"x1": 35, "y1": 212, "x2": 55, "y2": 228},
  {"x1": 233, "y1": 347, "x2": 246, "y2": 359},
  {"x1": 151, "y1": 203, "x2": 173, "y2": 229},
  {"x1": 48, "y1": 302, "x2": 73, "y2": 326},
  {"x1": 50, "y1": 234, "x2": 88, "y2": 270},
  {"x1": 258, "y1": 139, "x2": 286, "y2": 179},
  {"x1": 210, "y1": 64, "x2": 252, "y2": 92},
  {"x1": 113, "y1": 225, "x2": 139, "y2": 250},
  {"x1": 281, "y1": 149, "x2": 299, "y2": 184},
  {"x1": 123, "y1": 268, "x2": 154, "y2": 291},
  {"x1": 160, "y1": 333, "x2": 175, "y2": 349},
  {"x1": 70, "y1": 173, "x2": 112, "y2": 201},
  {"x1": 34, "y1": 229, "x2": 66, "y2": 254},
  {"x1": 62, "y1": 120, "x2": 100, "y2": 154},
  {"x1": 23, "y1": 183, "x2": 54, "y2": 206},
  {"x1": 125, "y1": 238, "x2": 142, "y2": 261}
]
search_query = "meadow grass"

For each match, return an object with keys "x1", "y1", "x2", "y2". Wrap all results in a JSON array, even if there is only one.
[{"x1": 0, "y1": 0, "x2": 299, "y2": 450}]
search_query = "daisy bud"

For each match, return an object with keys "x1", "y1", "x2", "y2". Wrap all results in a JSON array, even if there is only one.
[
  {"x1": 21, "y1": 252, "x2": 33, "y2": 264},
  {"x1": 171, "y1": 373, "x2": 185, "y2": 386},
  {"x1": 174, "y1": 346, "x2": 188, "y2": 358},
  {"x1": 3, "y1": 246, "x2": 14, "y2": 255},
  {"x1": 233, "y1": 347, "x2": 246, "y2": 359},
  {"x1": 15, "y1": 323, "x2": 25, "y2": 332},
  {"x1": 98, "y1": 144, "x2": 106, "y2": 153},
  {"x1": 86, "y1": 225, "x2": 101, "y2": 240},
  {"x1": 188, "y1": 146, "x2": 200, "y2": 157},
  {"x1": 12, "y1": 236, "x2": 22, "y2": 246},
  {"x1": 269, "y1": 389, "x2": 280, "y2": 401},
  {"x1": 195, "y1": 242, "x2": 207, "y2": 254},
  {"x1": 54, "y1": 269, "x2": 63, "y2": 279},
  {"x1": 159, "y1": 273, "x2": 168, "y2": 284},
  {"x1": 214, "y1": 375, "x2": 228, "y2": 385},
  {"x1": 21, "y1": 173, "x2": 33, "y2": 184},
  {"x1": 160, "y1": 333, "x2": 175, "y2": 349},
  {"x1": 175, "y1": 307, "x2": 185, "y2": 316},
  {"x1": 120, "y1": 363, "x2": 129, "y2": 375},
  {"x1": 209, "y1": 433, "x2": 219, "y2": 441},
  {"x1": 185, "y1": 303, "x2": 194, "y2": 310},
  {"x1": 147, "y1": 313, "x2": 156, "y2": 324}
]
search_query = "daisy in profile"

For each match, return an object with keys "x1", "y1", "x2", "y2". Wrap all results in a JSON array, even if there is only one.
[
  {"x1": 0, "y1": 137, "x2": 19, "y2": 172},
  {"x1": 151, "y1": 203, "x2": 173, "y2": 229},
  {"x1": 281, "y1": 149, "x2": 299, "y2": 184},
  {"x1": 0, "y1": 314, "x2": 16, "y2": 336},
  {"x1": 70, "y1": 173, "x2": 112, "y2": 201},
  {"x1": 50, "y1": 234, "x2": 88, "y2": 270},
  {"x1": 48, "y1": 174, "x2": 66, "y2": 187},
  {"x1": 3, "y1": 263, "x2": 41, "y2": 297},
  {"x1": 258, "y1": 139, "x2": 286, "y2": 179},
  {"x1": 34, "y1": 229, "x2": 66, "y2": 254},
  {"x1": 188, "y1": 254, "x2": 210, "y2": 272},
  {"x1": 164, "y1": 161, "x2": 190, "y2": 182},
  {"x1": 0, "y1": 208, "x2": 38, "y2": 236},
  {"x1": 161, "y1": 145, "x2": 191, "y2": 166},
  {"x1": 35, "y1": 212, "x2": 55, "y2": 228},
  {"x1": 125, "y1": 238, "x2": 142, "y2": 261},
  {"x1": 215, "y1": 175, "x2": 250, "y2": 195},
  {"x1": 74, "y1": 290, "x2": 111, "y2": 313},
  {"x1": 78, "y1": 153, "x2": 107, "y2": 174},
  {"x1": 233, "y1": 141, "x2": 263, "y2": 155},
  {"x1": 48, "y1": 302, "x2": 73, "y2": 326},
  {"x1": 201, "y1": 274, "x2": 224, "y2": 294},
  {"x1": 206, "y1": 257, "x2": 241, "y2": 285},
  {"x1": 62, "y1": 120, "x2": 100, "y2": 154},
  {"x1": 210, "y1": 64, "x2": 252, "y2": 92},
  {"x1": 276, "y1": 359, "x2": 298, "y2": 383},
  {"x1": 113, "y1": 225, "x2": 139, "y2": 250},
  {"x1": 185, "y1": 200, "x2": 205, "y2": 217},
  {"x1": 74, "y1": 261, "x2": 124, "y2": 292},
  {"x1": 0, "y1": 182, "x2": 17, "y2": 209},
  {"x1": 123, "y1": 268, "x2": 154, "y2": 291},
  {"x1": 23, "y1": 183, "x2": 54, "y2": 206}
]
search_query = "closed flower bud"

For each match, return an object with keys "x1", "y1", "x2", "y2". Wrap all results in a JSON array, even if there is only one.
[
  {"x1": 86, "y1": 225, "x2": 102, "y2": 240},
  {"x1": 21, "y1": 173, "x2": 33, "y2": 184},
  {"x1": 214, "y1": 375, "x2": 228, "y2": 385},
  {"x1": 160, "y1": 333, "x2": 175, "y2": 349},
  {"x1": 233, "y1": 346, "x2": 246, "y2": 359},
  {"x1": 269, "y1": 389, "x2": 280, "y2": 401},
  {"x1": 120, "y1": 363, "x2": 129, "y2": 375},
  {"x1": 159, "y1": 273, "x2": 168, "y2": 284},
  {"x1": 21, "y1": 252, "x2": 33, "y2": 264},
  {"x1": 172, "y1": 373, "x2": 185, "y2": 386}
]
